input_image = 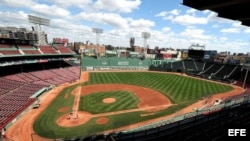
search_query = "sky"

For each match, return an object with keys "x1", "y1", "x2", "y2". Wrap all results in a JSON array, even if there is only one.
[{"x1": 1, "y1": 0, "x2": 250, "y2": 54}]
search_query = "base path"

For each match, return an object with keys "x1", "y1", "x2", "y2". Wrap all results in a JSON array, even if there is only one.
[{"x1": 72, "y1": 71, "x2": 89, "y2": 118}]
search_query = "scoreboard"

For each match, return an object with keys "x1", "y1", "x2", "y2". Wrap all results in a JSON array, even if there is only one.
[{"x1": 188, "y1": 49, "x2": 217, "y2": 59}]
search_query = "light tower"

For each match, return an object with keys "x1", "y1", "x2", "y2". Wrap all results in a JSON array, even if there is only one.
[
  {"x1": 92, "y1": 28, "x2": 103, "y2": 45},
  {"x1": 92, "y1": 28, "x2": 103, "y2": 58},
  {"x1": 141, "y1": 32, "x2": 151, "y2": 54},
  {"x1": 28, "y1": 15, "x2": 50, "y2": 46}
]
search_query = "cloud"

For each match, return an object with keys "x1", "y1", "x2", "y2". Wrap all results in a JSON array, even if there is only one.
[
  {"x1": 1, "y1": 0, "x2": 71, "y2": 18},
  {"x1": 130, "y1": 19, "x2": 155, "y2": 28},
  {"x1": 243, "y1": 28, "x2": 250, "y2": 33},
  {"x1": 172, "y1": 14, "x2": 208, "y2": 25},
  {"x1": 156, "y1": 9, "x2": 207, "y2": 25},
  {"x1": 1, "y1": 0, "x2": 34, "y2": 8},
  {"x1": 186, "y1": 9, "x2": 196, "y2": 15},
  {"x1": 77, "y1": 12, "x2": 129, "y2": 28},
  {"x1": 162, "y1": 27, "x2": 171, "y2": 32},
  {"x1": 180, "y1": 27, "x2": 212, "y2": 40},
  {"x1": 30, "y1": 4, "x2": 71, "y2": 18},
  {"x1": 220, "y1": 28, "x2": 240, "y2": 33},
  {"x1": 93, "y1": 0, "x2": 141, "y2": 13},
  {"x1": 169, "y1": 9, "x2": 180, "y2": 16},
  {"x1": 46, "y1": 0, "x2": 92, "y2": 9},
  {"x1": 0, "y1": 11, "x2": 29, "y2": 26},
  {"x1": 155, "y1": 11, "x2": 167, "y2": 17},
  {"x1": 155, "y1": 9, "x2": 180, "y2": 17}
]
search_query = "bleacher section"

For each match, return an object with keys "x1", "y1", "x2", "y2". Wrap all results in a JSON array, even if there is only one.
[
  {"x1": 149, "y1": 59, "x2": 243, "y2": 83},
  {"x1": 183, "y1": 60, "x2": 196, "y2": 71},
  {"x1": 201, "y1": 62, "x2": 223, "y2": 77},
  {"x1": 198, "y1": 62, "x2": 243, "y2": 82}
]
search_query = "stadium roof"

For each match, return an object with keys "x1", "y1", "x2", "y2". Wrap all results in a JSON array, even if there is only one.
[{"x1": 182, "y1": 0, "x2": 250, "y2": 27}]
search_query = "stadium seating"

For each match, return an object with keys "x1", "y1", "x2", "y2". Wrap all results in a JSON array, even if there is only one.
[
  {"x1": 183, "y1": 60, "x2": 197, "y2": 71},
  {"x1": 0, "y1": 49, "x2": 21, "y2": 55},
  {"x1": 22, "y1": 50, "x2": 41, "y2": 55},
  {"x1": 0, "y1": 44, "x2": 13, "y2": 48},
  {"x1": 0, "y1": 79, "x2": 46, "y2": 129},
  {"x1": 38, "y1": 45, "x2": 58, "y2": 54},
  {"x1": 0, "y1": 65, "x2": 80, "y2": 130},
  {"x1": 17, "y1": 45, "x2": 34, "y2": 49},
  {"x1": 55, "y1": 46, "x2": 73, "y2": 54},
  {"x1": 199, "y1": 62, "x2": 223, "y2": 76},
  {"x1": 0, "y1": 78, "x2": 24, "y2": 90},
  {"x1": 0, "y1": 88, "x2": 8, "y2": 97},
  {"x1": 3, "y1": 66, "x2": 80, "y2": 86}
]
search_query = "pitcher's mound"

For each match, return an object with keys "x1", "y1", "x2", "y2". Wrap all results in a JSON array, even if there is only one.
[{"x1": 102, "y1": 98, "x2": 116, "y2": 103}]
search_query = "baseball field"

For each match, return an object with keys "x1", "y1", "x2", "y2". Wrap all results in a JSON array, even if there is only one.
[{"x1": 32, "y1": 71, "x2": 235, "y2": 139}]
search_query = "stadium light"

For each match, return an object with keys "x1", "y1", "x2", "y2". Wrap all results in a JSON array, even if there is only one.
[
  {"x1": 141, "y1": 32, "x2": 151, "y2": 54},
  {"x1": 92, "y1": 28, "x2": 103, "y2": 45},
  {"x1": 28, "y1": 15, "x2": 50, "y2": 26},
  {"x1": 28, "y1": 15, "x2": 50, "y2": 45}
]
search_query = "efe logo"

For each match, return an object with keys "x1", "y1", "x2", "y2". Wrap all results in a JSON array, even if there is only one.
[{"x1": 228, "y1": 129, "x2": 246, "y2": 136}]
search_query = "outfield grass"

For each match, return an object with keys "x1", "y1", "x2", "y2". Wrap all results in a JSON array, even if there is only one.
[{"x1": 33, "y1": 72, "x2": 233, "y2": 138}]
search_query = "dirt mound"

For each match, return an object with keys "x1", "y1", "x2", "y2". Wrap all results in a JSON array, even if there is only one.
[{"x1": 103, "y1": 98, "x2": 116, "y2": 103}]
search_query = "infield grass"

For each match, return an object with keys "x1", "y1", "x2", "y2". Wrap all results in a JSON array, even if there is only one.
[
  {"x1": 79, "y1": 91, "x2": 140, "y2": 113},
  {"x1": 33, "y1": 72, "x2": 233, "y2": 138}
]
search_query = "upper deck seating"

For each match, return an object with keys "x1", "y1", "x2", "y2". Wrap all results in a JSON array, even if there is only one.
[
  {"x1": 0, "y1": 50, "x2": 21, "y2": 55},
  {"x1": 38, "y1": 45, "x2": 58, "y2": 54},
  {"x1": 55, "y1": 46, "x2": 73, "y2": 54},
  {"x1": 0, "y1": 44, "x2": 13, "y2": 48},
  {"x1": 17, "y1": 45, "x2": 34, "y2": 49},
  {"x1": 22, "y1": 50, "x2": 41, "y2": 55}
]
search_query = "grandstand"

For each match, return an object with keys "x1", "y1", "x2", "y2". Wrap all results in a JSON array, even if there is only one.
[{"x1": 0, "y1": 26, "x2": 80, "y2": 134}]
